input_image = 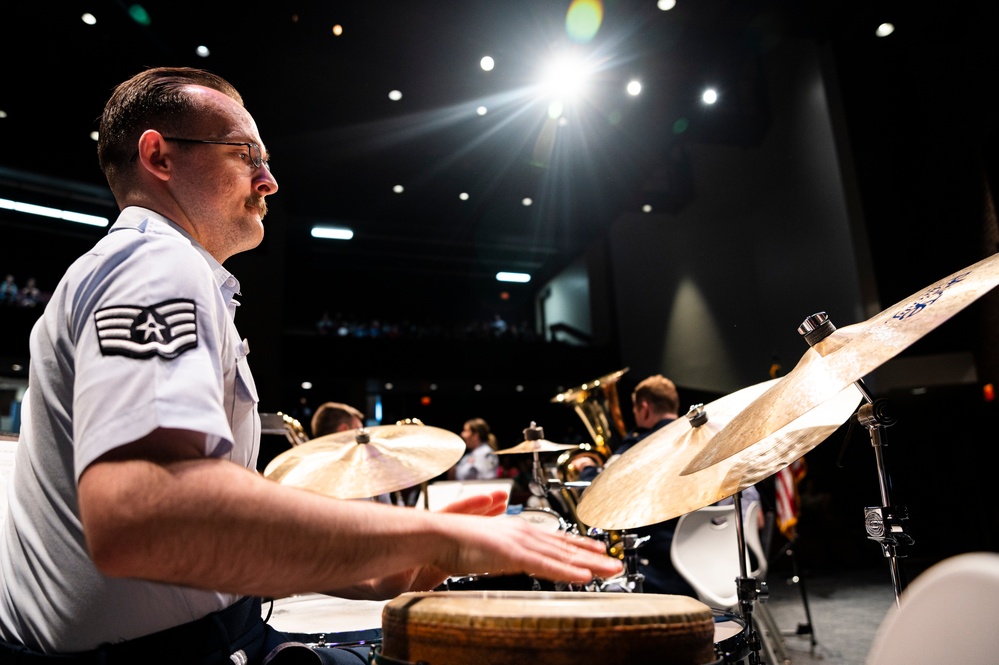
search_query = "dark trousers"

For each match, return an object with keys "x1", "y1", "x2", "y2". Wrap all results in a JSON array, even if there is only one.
[{"x1": 0, "y1": 597, "x2": 370, "y2": 665}]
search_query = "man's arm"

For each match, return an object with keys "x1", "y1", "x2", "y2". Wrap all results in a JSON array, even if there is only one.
[{"x1": 78, "y1": 428, "x2": 621, "y2": 599}]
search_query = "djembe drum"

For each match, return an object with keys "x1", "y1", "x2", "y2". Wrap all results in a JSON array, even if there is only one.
[{"x1": 374, "y1": 590, "x2": 718, "y2": 665}]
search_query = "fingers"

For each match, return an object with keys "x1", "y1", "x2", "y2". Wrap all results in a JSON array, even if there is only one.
[{"x1": 437, "y1": 491, "x2": 508, "y2": 516}]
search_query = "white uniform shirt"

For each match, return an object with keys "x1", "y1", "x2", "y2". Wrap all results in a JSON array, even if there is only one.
[
  {"x1": 453, "y1": 444, "x2": 499, "y2": 481},
  {"x1": 0, "y1": 207, "x2": 261, "y2": 653}
]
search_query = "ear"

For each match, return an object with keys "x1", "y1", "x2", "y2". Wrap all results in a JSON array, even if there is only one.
[{"x1": 135, "y1": 129, "x2": 172, "y2": 182}]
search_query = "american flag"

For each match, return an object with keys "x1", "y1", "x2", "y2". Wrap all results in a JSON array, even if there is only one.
[
  {"x1": 770, "y1": 355, "x2": 806, "y2": 541},
  {"x1": 776, "y1": 457, "x2": 807, "y2": 541}
]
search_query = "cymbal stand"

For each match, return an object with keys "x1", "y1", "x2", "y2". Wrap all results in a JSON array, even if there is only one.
[
  {"x1": 798, "y1": 313, "x2": 912, "y2": 606},
  {"x1": 732, "y1": 490, "x2": 768, "y2": 665}
]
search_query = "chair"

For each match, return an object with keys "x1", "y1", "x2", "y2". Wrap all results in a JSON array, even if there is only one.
[
  {"x1": 671, "y1": 501, "x2": 764, "y2": 609},
  {"x1": 865, "y1": 551, "x2": 999, "y2": 665}
]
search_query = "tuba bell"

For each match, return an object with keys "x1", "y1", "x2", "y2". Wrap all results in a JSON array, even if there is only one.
[{"x1": 550, "y1": 368, "x2": 630, "y2": 527}]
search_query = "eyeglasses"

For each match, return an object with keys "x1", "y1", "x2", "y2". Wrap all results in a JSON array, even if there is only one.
[{"x1": 162, "y1": 137, "x2": 269, "y2": 170}]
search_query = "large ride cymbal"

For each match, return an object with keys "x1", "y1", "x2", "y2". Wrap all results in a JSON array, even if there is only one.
[
  {"x1": 684, "y1": 252, "x2": 999, "y2": 475},
  {"x1": 575, "y1": 378, "x2": 863, "y2": 530},
  {"x1": 263, "y1": 425, "x2": 466, "y2": 500}
]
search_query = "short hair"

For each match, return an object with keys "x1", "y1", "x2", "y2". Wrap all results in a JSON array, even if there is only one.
[
  {"x1": 311, "y1": 402, "x2": 365, "y2": 438},
  {"x1": 632, "y1": 374, "x2": 679, "y2": 416},
  {"x1": 97, "y1": 66, "x2": 243, "y2": 198},
  {"x1": 464, "y1": 418, "x2": 498, "y2": 450}
]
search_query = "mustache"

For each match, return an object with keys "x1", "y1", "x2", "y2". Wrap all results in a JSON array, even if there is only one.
[{"x1": 248, "y1": 196, "x2": 267, "y2": 218}]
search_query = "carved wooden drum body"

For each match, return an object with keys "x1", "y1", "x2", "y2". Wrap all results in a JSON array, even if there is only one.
[{"x1": 375, "y1": 590, "x2": 718, "y2": 665}]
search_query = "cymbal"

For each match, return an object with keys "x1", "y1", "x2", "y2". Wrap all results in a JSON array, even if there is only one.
[
  {"x1": 494, "y1": 439, "x2": 578, "y2": 455},
  {"x1": 684, "y1": 251, "x2": 999, "y2": 475},
  {"x1": 263, "y1": 425, "x2": 465, "y2": 500},
  {"x1": 575, "y1": 378, "x2": 863, "y2": 530}
]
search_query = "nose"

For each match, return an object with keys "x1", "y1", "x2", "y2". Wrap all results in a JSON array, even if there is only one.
[{"x1": 254, "y1": 164, "x2": 278, "y2": 195}]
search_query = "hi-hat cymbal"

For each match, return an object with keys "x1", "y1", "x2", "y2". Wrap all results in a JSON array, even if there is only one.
[
  {"x1": 494, "y1": 439, "x2": 578, "y2": 455},
  {"x1": 684, "y1": 252, "x2": 999, "y2": 475},
  {"x1": 575, "y1": 378, "x2": 863, "y2": 530},
  {"x1": 263, "y1": 425, "x2": 465, "y2": 500}
]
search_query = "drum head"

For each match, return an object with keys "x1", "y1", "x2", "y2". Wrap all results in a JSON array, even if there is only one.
[{"x1": 380, "y1": 590, "x2": 716, "y2": 665}]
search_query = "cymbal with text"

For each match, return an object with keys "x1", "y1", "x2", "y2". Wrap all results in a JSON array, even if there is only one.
[
  {"x1": 263, "y1": 425, "x2": 465, "y2": 500},
  {"x1": 575, "y1": 378, "x2": 863, "y2": 530},
  {"x1": 684, "y1": 251, "x2": 999, "y2": 474}
]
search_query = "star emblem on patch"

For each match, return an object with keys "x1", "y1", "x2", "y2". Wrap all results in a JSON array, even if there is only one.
[{"x1": 94, "y1": 299, "x2": 198, "y2": 359}]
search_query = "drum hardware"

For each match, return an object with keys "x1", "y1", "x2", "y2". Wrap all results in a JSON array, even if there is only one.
[
  {"x1": 620, "y1": 531, "x2": 650, "y2": 593},
  {"x1": 495, "y1": 421, "x2": 586, "y2": 529},
  {"x1": 262, "y1": 424, "x2": 465, "y2": 500}
]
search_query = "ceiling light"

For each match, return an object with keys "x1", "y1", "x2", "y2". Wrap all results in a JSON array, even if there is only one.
[
  {"x1": 876, "y1": 23, "x2": 895, "y2": 38},
  {"x1": 311, "y1": 226, "x2": 354, "y2": 240},
  {"x1": 627, "y1": 80, "x2": 642, "y2": 96},
  {"x1": 642, "y1": 204, "x2": 652, "y2": 213},
  {"x1": 480, "y1": 56, "x2": 495, "y2": 71},
  {"x1": 0, "y1": 197, "x2": 108, "y2": 227},
  {"x1": 522, "y1": 197, "x2": 533, "y2": 206},
  {"x1": 496, "y1": 272, "x2": 531, "y2": 283},
  {"x1": 300, "y1": 381, "x2": 312, "y2": 390},
  {"x1": 332, "y1": 24, "x2": 343, "y2": 36},
  {"x1": 388, "y1": 90, "x2": 402, "y2": 101},
  {"x1": 89, "y1": 131, "x2": 99, "y2": 141},
  {"x1": 476, "y1": 106, "x2": 488, "y2": 115},
  {"x1": 196, "y1": 45, "x2": 210, "y2": 58},
  {"x1": 702, "y1": 88, "x2": 718, "y2": 104},
  {"x1": 459, "y1": 192, "x2": 469, "y2": 200},
  {"x1": 657, "y1": 0, "x2": 676, "y2": 10},
  {"x1": 81, "y1": 13, "x2": 97, "y2": 25},
  {"x1": 393, "y1": 185, "x2": 404, "y2": 193}
]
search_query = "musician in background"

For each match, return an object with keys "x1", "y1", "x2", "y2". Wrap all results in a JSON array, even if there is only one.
[
  {"x1": 311, "y1": 401, "x2": 365, "y2": 438},
  {"x1": 448, "y1": 418, "x2": 500, "y2": 481},
  {"x1": 581, "y1": 374, "x2": 761, "y2": 596},
  {"x1": 575, "y1": 375, "x2": 695, "y2": 595}
]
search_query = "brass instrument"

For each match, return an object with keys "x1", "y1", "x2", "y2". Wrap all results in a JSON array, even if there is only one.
[
  {"x1": 260, "y1": 412, "x2": 310, "y2": 446},
  {"x1": 550, "y1": 368, "x2": 630, "y2": 530}
]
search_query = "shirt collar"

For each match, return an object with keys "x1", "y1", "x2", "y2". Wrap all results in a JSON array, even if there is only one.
[{"x1": 113, "y1": 206, "x2": 242, "y2": 304}]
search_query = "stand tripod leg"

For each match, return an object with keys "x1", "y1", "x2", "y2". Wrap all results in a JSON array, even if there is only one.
[{"x1": 783, "y1": 540, "x2": 818, "y2": 649}]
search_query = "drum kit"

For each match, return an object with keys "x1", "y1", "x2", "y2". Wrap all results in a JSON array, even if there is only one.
[{"x1": 261, "y1": 252, "x2": 999, "y2": 664}]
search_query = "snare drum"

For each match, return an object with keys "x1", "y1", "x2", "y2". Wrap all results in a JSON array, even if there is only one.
[
  {"x1": 511, "y1": 506, "x2": 567, "y2": 532},
  {"x1": 264, "y1": 593, "x2": 385, "y2": 648},
  {"x1": 712, "y1": 609, "x2": 750, "y2": 664},
  {"x1": 374, "y1": 590, "x2": 718, "y2": 665}
]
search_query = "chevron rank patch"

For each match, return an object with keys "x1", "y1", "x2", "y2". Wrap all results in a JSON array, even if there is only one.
[{"x1": 94, "y1": 299, "x2": 198, "y2": 360}]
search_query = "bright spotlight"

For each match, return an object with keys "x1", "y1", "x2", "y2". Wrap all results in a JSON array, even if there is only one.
[
  {"x1": 393, "y1": 185, "x2": 404, "y2": 193},
  {"x1": 548, "y1": 100, "x2": 564, "y2": 119},
  {"x1": 476, "y1": 105, "x2": 488, "y2": 115},
  {"x1": 541, "y1": 55, "x2": 591, "y2": 101},
  {"x1": 459, "y1": 192, "x2": 469, "y2": 201},
  {"x1": 480, "y1": 56, "x2": 495, "y2": 71},
  {"x1": 311, "y1": 226, "x2": 354, "y2": 240},
  {"x1": 388, "y1": 90, "x2": 402, "y2": 101},
  {"x1": 702, "y1": 88, "x2": 718, "y2": 104},
  {"x1": 496, "y1": 272, "x2": 531, "y2": 283},
  {"x1": 876, "y1": 22, "x2": 895, "y2": 37},
  {"x1": 627, "y1": 80, "x2": 642, "y2": 96},
  {"x1": 657, "y1": 0, "x2": 676, "y2": 10}
]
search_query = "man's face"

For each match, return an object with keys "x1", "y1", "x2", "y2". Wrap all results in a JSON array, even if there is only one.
[{"x1": 168, "y1": 86, "x2": 279, "y2": 261}]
